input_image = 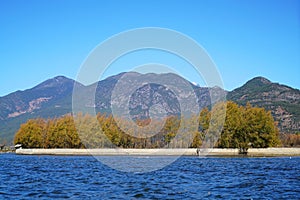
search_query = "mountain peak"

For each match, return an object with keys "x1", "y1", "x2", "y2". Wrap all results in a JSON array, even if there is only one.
[
  {"x1": 33, "y1": 76, "x2": 74, "y2": 90},
  {"x1": 227, "y1": 75, "x2": 300, "y2": 134},
  {"x1": 0, "y1": 73, "x2": 299, "y2": 143},
  {"x1": 245, "y1": 76, "x2": 271, "y2": 86}
]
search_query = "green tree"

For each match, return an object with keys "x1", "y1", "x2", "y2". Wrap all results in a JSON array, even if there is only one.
[{"x1": 217, "y1": 101, "x2": 280, "y2": 153}]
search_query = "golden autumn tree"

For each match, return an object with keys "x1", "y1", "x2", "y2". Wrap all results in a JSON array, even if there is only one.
[{"x1": 14, "y1": 118, "x2": 46, "y2": 148}]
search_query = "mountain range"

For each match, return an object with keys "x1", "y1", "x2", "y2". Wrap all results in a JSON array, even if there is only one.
[{"x1": 0, "y1": 72, "x2": 299, "y2": 143}]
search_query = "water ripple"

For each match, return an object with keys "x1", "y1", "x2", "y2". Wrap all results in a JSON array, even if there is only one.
[{"x1": 0, "y1": 154, "x2": 299, "y2": 199}]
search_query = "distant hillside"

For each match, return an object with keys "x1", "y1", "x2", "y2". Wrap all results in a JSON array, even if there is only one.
[
  {"x1": 0, "y1": 76, "x2": 79, "y2": 142},
  {"x1": 0, "y1": 73, "x2": 299, "y2": 143},
  {"x1": 227, "y1": 77, "x2": 300, "y2": 133},
  {"x1": 0, "y1": 73, "x2": 216, "y2": 143}
]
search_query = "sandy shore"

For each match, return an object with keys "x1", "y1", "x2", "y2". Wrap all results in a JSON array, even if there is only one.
[{"x1": 15, "y1": 148, "x2": 300, "y2": 157}]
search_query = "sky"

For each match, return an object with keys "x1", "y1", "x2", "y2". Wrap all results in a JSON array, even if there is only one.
[{"x1": 0, "y1": 0, "x2": 299, "y2": 97}]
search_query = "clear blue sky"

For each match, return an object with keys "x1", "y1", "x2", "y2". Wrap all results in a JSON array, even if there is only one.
[{"x1": 0, "y1": 0, "x2": 299, "y2": 97}]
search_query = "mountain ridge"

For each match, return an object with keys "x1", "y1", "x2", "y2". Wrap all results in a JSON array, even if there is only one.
[
  {"x1": 0, "y1": 73, "x2": 299, "y2": 143},
  {"x1": 228, "y1": 76, "x2": 300, "y2": 133}
]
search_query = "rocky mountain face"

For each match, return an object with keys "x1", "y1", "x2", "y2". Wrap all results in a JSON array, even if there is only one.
[
  {"x1": 0, "y1": 76, "x2": 80, "y2": 142},
  {"x1": 227, "y1": 77, "x2": 300, "y2": 133},
  {"x1": 0, "y1": 76, "x2": 75, "y2": 120},
  {"x1": 0, "y1": 73, "x2": 299, "y2": 143}
]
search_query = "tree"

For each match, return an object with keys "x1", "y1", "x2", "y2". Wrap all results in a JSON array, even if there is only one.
[
  {"x1": 14, "y1": 102, "x2": 281, "y2": 150},
  {"x1": 216, "y1": 101, "x2": 280, "y2": 153},
  {"x1": 14, "y1": 119, "x2": 46, "y2": 148},
  {"x1": 219, "y1": 101, "x2": 243, "y2": 148}
]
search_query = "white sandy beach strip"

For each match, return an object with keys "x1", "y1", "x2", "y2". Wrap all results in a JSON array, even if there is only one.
[{"x1": 15, "y1": 148, "x2": 300, "y2": 156}]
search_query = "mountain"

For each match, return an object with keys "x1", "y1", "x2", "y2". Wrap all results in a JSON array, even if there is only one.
[
  {"x1": 74, "y1": 72, "x2": 221, "y2": 119},
  {"x1": 0, "y1": 76, "x2": 82, "y2": 142},
  {"x1": 0, "y1": 72, "x2": 222, "y2": 143},
  {"x1": 227, "y1": 77, "x2": 300, "y2": 133},
  {"x1": 0, "y1": 76, "x2": 74, "y2": 119},
  {"x1": 0, "y1": 73, "x2": 299, "y2": 143}
]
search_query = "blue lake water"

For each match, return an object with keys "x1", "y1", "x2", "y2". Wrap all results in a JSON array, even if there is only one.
[{"x1": 0, "y1": 153, "x2": 299, "y2": 199}]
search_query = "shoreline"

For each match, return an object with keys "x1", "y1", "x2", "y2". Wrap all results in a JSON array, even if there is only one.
[{"x1": 15, "y1": 148, "x2": 300, "y2": 157}]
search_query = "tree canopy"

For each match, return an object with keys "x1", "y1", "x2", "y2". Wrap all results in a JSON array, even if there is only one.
[
  {"x1": 14, "y1": 101, "x2": 281, "y2": 150},
  {"x1": 194, "y1": 101, "x2": 280, "y2": 153}
]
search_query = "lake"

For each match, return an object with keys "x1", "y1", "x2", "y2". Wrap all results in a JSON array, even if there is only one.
[{"x1": 0, "y1": 153, "x2": 299, "y2": 199}]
